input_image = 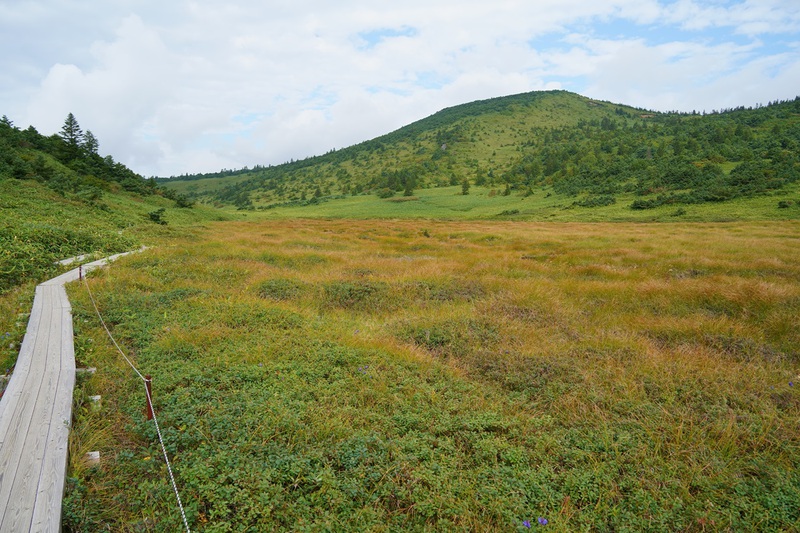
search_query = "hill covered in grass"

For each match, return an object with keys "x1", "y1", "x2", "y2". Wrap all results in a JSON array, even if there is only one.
[
  {"x1": 160, "y1": 90, "x2": 800, "y2": 216},
  {"x1": 0, "y1": 114, "x2": 222, "y2": 294}
]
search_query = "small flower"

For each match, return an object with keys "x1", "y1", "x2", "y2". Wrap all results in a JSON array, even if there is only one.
[
  {"x1": 523, "y1": 520, "x2": 531, "y2": 528},
  {"x1": 790, "y1": 382, "x2": 794, "y2": 387},
  {"x1": 538, "y1": 517, "x2": 548, "y2": 525}
]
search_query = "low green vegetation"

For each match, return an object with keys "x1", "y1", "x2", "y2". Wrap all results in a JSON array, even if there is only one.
[
  {"x1": 253, "y1": 182, "x2": 800, "y2": 222},
  {"x1": 64, "y1": 220, "x2": 799, "y2": 531}
]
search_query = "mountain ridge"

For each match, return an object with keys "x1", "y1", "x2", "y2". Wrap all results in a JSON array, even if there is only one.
[{"x1": 159, "y1": 90, "x2": 800, "y2": 213}]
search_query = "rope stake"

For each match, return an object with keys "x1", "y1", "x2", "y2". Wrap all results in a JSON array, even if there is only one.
[
  {"x1": 145, "y1": 376, "x2": 154, "y2": 421},
  {"x1": 83, "y1": 276, "x2": 191, "y2": 532}
]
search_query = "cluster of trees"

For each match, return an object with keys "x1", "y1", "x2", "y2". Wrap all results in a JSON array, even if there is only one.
[
  {"x1": 1, "y1": 113, "x2": 194, "y2": 207},
  {"x1": 494, "y1": 99, "x2": 800, "y2": 208}
]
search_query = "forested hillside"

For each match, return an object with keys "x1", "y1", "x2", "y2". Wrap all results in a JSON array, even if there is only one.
[
  {"x1": 0, "y1": 114, "x2": 197, "y2": 293},
  {"x1": 161, "y1": 90, "x2": 800, "y2": 212}
]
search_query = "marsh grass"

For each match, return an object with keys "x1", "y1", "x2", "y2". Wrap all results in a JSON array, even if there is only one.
[{"x1": 63, "y1": 219, "x2": 800, "y2": 531}]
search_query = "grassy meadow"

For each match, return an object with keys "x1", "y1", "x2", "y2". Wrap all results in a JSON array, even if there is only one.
[
  {"x1": 62, "y1": 219, "x2": 800, "y2": 531},
  {"x1": 255, "y1": 183, "x2": 800, "y2": 222}
]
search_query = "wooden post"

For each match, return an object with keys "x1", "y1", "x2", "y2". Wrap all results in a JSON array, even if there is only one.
[
  {"x1": 145, "y1": 375, "x2": 153, "y2": 420},
  {"x1": 79, "y1": 265, "x2": 82, "y2": 281}
]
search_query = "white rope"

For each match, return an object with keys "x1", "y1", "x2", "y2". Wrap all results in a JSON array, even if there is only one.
[
  {"x1": 143, "y1": 383, "x2": 191, "y2": 533},
  {"x1": 83, "y1": 276, "x2": 191, "y2": 533},
  {"x1": 83, "y1": 276, "x2": 146, "y2": 383}
]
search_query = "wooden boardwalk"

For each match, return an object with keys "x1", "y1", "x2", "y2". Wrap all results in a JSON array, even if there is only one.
[{"x1": 0, "y1": 252, "x2": 134, "y2": 532}]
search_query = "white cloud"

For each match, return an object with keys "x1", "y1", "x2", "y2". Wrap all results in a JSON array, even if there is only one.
[
  {"x1": 24, "y1": 14, "x2": 178, "y2": 165},
  {"x1": 2, "y1": 1, "x2": 798, "y2": 176}
]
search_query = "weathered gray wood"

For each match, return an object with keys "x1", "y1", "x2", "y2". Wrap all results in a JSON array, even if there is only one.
[
  {"x1": 0, "y1": 250, "x2": 140, "y2": 532},
  {"x1": 0, "y1": 286, "x2": 58, "y2": 531}
]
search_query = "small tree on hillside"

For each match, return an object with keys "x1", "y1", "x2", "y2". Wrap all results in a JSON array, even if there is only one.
[
  {"x1": 59, "y1": 113, "x2": 84, "y2": 160},
  {"x1": 60, "y1": 113, "x2": 83, "y2": 146},
  {"x1": 461, "y1": 178, "x2": 470, "y2": 195},
  {"x1": 403, "y1": 175, "x2": 416, "y2": 196},
  {"x1": 82, "y1": 129, "x2": 99, "y2": 155}
]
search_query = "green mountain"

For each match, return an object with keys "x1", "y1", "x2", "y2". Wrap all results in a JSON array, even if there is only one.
[{"x1": 160, "y1": 90, "x2": 800, "y2": 213}]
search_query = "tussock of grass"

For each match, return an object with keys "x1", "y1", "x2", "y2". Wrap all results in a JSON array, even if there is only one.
[{"x1": 64, "y1": 219, "x2": 800, "y2": 531}]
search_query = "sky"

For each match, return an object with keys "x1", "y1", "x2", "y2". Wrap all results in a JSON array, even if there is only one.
[{"x1": 1, "y1": 1, "x2": 799, "y2": 177}]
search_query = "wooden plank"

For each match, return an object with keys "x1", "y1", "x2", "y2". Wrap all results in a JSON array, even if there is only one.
[
  {"x1": 0, "y1": 250, "x2": 141, "y2": 532},
  {"x1": 0, "y1": 289, "x2": 55, "y2": 530},
  {"x1": 0, "y1": 288, "x2": 45, "y2": 436},
  {"x1": 31, "y1": 286, "x2": 75, "y2": 532}
]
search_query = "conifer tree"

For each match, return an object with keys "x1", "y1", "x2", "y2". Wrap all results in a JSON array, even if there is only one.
[
  {"x1": 82, "y1": 130, "x2": 99, "y2": 155},
  {"x1": 60, "y1": 112, "x2": 83, "y2": 147}
]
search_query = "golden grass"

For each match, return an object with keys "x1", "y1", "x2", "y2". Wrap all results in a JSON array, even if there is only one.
[{"x1": 62, "y1": 218, "x2": 800, "y2": 531}]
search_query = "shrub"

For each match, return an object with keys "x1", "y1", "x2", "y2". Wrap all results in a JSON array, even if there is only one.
[
  {"x1": 630, "y1": 198, "x2": 660, "y2": 210},
  {"x1": 257, "y1": 278, "x2": 306, "y2": 301},
  {"x1": 322, "y1": 280, "x2": 391, "y2": 311},
  {"x1": 148, "y1": 208, "x2": 167, "y2": 225},
  {"x1": 397, "y1": 318, "x2": 499, "y2": 357}
]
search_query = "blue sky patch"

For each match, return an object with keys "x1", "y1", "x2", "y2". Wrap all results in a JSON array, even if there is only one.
[{"x1": 358, "y1": 26, "x2": 418, "y2": 50}]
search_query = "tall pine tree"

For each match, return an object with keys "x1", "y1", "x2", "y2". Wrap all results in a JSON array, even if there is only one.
[{"x1": 59, "y1": 112, "x2": 83, "y2": 160}]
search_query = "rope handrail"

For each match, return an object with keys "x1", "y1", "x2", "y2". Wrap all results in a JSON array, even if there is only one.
[{"x1": 83, "y1": 275, "x2": 191, "y2": 533}]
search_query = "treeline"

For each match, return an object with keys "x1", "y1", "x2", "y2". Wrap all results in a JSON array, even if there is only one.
[
  {"x1": 156, "y1": 164, "x2": 270, "y2": 183},
  {"x1": 0, "y1": 113, "x2": 193, "y2": 207},
  {"x1": 499, "y1": 99, "x2": 800, "y2": 207}
]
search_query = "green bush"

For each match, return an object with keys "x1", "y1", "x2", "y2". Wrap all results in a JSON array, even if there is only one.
[
  {"x1": 257, "y1": 278, "x2": 306, "y2": 300},
  {"x1": 322, "y1": 280, "x2": 390, "y2": 311},
  {"x1": 398, "y1": 317, "x2": 499, "y2": 357},
  {"x1": 148, "y1": 208, "x2": 167, "y2": 225}
]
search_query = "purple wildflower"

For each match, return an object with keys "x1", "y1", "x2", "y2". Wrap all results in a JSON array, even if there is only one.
[
  {"x1": 523, "y1": 520, "x2": 531, "y2": 528},
  {"x1": 538, "y1": 517, "x2": 548, "y2": 525}
]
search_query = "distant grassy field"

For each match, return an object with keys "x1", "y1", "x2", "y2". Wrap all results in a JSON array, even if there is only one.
[
  {"x1": 255, "y1": 183, "x2": 800, "y2": 222},
  {"x1": 160, "y1": 174, "x2": 253, "y2": 196},
  {"x1": 64, "y1": 219, "x2": 800, "y2": 531}
]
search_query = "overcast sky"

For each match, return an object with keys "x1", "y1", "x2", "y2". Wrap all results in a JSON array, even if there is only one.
[{"x1": 2, "y1": 1, "x2": 799, "y2": 177}]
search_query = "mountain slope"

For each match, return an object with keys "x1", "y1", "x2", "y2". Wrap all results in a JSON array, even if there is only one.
[
  {"x1": 0, "y1": 115, "x2": 222, "y2": 294},
  {"x1": 161, "y1": 90, "x2": 800, "y2": 214}
]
